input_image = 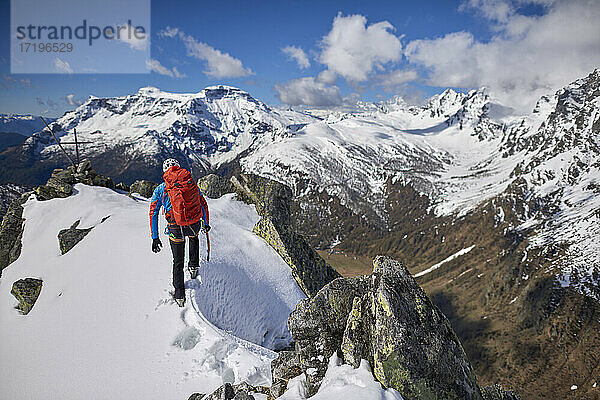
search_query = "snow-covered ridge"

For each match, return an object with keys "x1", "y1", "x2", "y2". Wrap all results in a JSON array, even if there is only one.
[{"x1": 0, "y1": 185, "x2": 306, "y2": 398}]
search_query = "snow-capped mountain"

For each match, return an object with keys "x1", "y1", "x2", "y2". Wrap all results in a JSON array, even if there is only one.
[
  {"x1": 0, "y1": 114, "x2": 54, "y2": 136},
  {"x1": 20, "y1": 86, "x2": 317, "y2": 182},
  {"x1": 4, "y1": 71, "x2": 599, "y2": 299}
]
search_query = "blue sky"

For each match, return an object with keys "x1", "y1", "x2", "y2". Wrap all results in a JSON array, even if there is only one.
[{"x1": 1, "y1": 0, "x2": 599, "y2": 116}]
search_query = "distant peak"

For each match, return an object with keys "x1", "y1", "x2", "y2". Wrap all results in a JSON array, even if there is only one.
[{"x1": 137, "y1": 86, "x2": 163, "y2": 95}]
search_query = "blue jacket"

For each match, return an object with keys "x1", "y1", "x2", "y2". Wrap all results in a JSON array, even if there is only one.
[{"x1": 149, "y1": 182, "x2": 209, "y2": 239}]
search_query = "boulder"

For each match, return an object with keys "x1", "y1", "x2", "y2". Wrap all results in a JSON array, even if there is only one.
[
  {"x1": 35, "y1": 177, "x2": 73, "y2": 200},
  {"x1": 231, "y1": 174, "x2": 340, "y2": 297},
  {"x1": 274, "y1": 256, "x2": 485, "y2": 399},
  {"x1": 58, "y1": 220, "x2": 93, "y2": 254},
  {"x1": 197, "y1": 174, "x2": 235, "y2": 199},
  {"x1": 130, "y1": 180, "x2": 158, "y2": 198},
  {"x1": 200, "y1": 382, "x2": 268, "y2": 400},
  {"x1": 92, "y1": 174, "x2": 114, "y2": 189},
  {"x1": 11, "y1": 278, "x2": 43, "y2": 314}
]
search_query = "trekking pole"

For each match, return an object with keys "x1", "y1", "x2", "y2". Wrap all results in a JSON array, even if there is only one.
[
  {"x1": 205, "y1": 231, "x2": 210, "y2": 262},
  {"x1": 40, "y1": 116, "x2": 76, "y2": 168}
]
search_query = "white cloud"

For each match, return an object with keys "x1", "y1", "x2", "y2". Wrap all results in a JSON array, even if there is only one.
[
  {"x1": 405, "y1": 0, "x2": 600, "y2": 112},
  {"x1": 282, "y1": 45, "x2": 310, "y2": 69},
  {"x1": 375, "y1": 69, "x2": 419, "y2": 90},
  {"x1": 275, "y1": 77, "x2": 342, "y2": 107},
  {"x1": 116, "y1": 23, "x2": 148, "y2": 51},
  {"x1": 64, "y1": 94, "x2": 83, "y2": 106},
  {"x1": 317, "y1": 70, "x2": 337, "y2": 84},
  {"x1": 146, "y1": 58, "x2": 186, "y2": 78},
  {"x1": 318, "y1": 13, "x2": 403, "y2": 82},
  {"x1": 158, "y1": 27, "x2": 252, "y2": 78},
  {"x1": 459, "y1": 0, "x2": 514, "y2": 23},
  {"x1": 55, "y1": 58, "x2": 73, "y2": 73}
]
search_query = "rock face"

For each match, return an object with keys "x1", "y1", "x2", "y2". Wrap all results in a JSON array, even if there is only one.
[
  {"x1": 231, "y1": 174, "x2": 340, "y2": 297},
  {"x1": 58, "y1": 220, "x2": 93, "y2": 254},
  {"x1": 197, "y1": 174, "x2": 235, "y2": 199},
  {"x1": 11, "y1": 278, "x2": 43, "y2": 314},
  {"x1": 129, "y1": 180, "x2": 158, "y2": 198},
  {"x1": 0, "y1": 193, "x2": 30, "y2": 274},
  {"x1": 273, "y1": 256, "x2": 485, "y2": 399}
]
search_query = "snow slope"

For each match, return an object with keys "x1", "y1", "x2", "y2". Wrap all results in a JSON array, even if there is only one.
[{"x1": 0, "y1": 185, "x2": 305, "y2": 399}]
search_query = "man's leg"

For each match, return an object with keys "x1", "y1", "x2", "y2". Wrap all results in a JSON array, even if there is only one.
[
  {"x1": 169, "y1": 239, "x2": 185, "y2": 299},
  {"x1": 189, "y1": 236, "x2": 199, "y2": 267}
]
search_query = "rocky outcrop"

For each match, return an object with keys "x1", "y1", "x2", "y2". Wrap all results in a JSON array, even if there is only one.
[
  {"x1": 34, "y1": 159, "x2": 114, "y2": 201},
  {"x1": 11, "y1": 278, "x2": 43, "y2": 314},
  {"x1": 189, "y1": 382, "x2": 269, "y2": 400},
  {"x1": 0, "y1": 193, "x2": 31, "y2": 274},
  {"x1": 129, "y1": 180, "x2": 158, "y2": 198},
  {"x1": 0, "y1": 160, "x2": 116, "y2": 274},
  {"x1": 197, "y1": 174, "x2": 234, "y2": 199},
  {"x1": 231, "y1": 174, "x2": 340, "y2": 297},
  {"x1": 58, "y1": 220, "x2": 93, "y2": 254},
  {"x1": 271, "y1": 256, "x2": 492, "y2": 399},
  {"x1": 481, "y1": 384, "x2": 522, "y2": 400}
]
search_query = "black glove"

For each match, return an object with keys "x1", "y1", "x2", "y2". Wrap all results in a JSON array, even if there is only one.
[
  {"x1": 152, "y1": 238, "x2": 162, "y2": 253},
  {"x1": 202, "y1": 223, "x2": 211, "y2": 233}
]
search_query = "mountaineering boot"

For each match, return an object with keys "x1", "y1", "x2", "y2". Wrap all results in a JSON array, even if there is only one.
[
  {"x1": 175, "y1": 297, "x2": 185, "y2": 307},
  {"x1": 189, "y1": 265, "x2": 198, "y2": 279}
]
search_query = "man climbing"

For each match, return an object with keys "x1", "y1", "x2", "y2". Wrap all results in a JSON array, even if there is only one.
[{"x1": 149, "y1": 158, "x2": 210, "y2": 307}]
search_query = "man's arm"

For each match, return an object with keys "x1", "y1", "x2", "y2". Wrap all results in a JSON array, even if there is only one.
[{"x1": 149, "y1": 185, "x2": 163, "y2": 239}]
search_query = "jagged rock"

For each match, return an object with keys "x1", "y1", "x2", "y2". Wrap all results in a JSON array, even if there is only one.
[
  {"x1": 202, "y1": 382, "x2": 267, "y2": 400},
  {"x1": 92, "y1": 174, "x2": 114, "y2": 189},
  {"x1": 0, "y1": 193, "x2": 31, "y2": 274},
  {"x1": 77, "y1": 158, "x2": 92, "y2": 173},
  {"x1": 130, "y1": 180, "x2": 158, "y2": 198},
  {"x1": 11, "y1": 278, "x2": 43, "y2": 314},
  {"x1": 271, "y1": 350, "x2": 303, "y2": 397},
  {"x1": 276, "y1": 256, "x2": 485, "y2": 399},
  {"x1": 35, "y1": 177, "x2": 73, "y2": 200},
  {"x1": 58, "y1": 220, "x2": 92, "y2": 254},
  {"x1": 231, "y1": 174, "x2": 340, "y2": 297},
  {"x1": 188, "y1": 394, "x2": 206, "y2": 400},
  {"x1": 197, "y1": 174, "x2": 234, "y2": 199},
  {"x1": 481, "y1": 384, "x2": 522, "y2": 400}
]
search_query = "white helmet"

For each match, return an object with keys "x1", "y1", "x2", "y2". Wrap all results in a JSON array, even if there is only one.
[{"x1": 162, "y1": 158, "x2": 180, "y2": 172}]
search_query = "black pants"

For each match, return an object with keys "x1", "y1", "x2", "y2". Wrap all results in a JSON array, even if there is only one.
[{"x1": 169, "y1": 230, "x2": 200, "y2": 299}]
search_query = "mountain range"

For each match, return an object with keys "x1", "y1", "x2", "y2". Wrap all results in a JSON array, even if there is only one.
[{"x1": 1, "y1": 70, "x2": 599, "y2": 399}]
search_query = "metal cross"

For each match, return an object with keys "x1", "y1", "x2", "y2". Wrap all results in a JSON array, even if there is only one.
[{"x1": 40, "y1": 116, "x2": 93, "y2": 167}]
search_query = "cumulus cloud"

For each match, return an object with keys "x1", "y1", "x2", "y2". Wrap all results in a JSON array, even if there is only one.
[
  {"x1": 405, "y1": 0, "x2": 600, "y2": 112},
  {"x1": 158, "y1": 27, "x2": 253, "y2": 78},
  {"x1": 318, "y1": 13, "x2": 403, "y2": 82},
  {"x1": 146, "y1": 58, "x2": 186, "y2": 78},
  {"x1": 275, "y1": 77, "x2": 342, "y2": 107},
  {"x1": 55, "y1": 58, "x2": 73, "y2": 73},
  {"x1": 374, "y1": 69, "x2": 419, "y2": 91},
  {"x1": 282, "y1": 46, "x2": 310, "y2": 69},
  {"x1": 317, "y1": 70, "x2": 337, "y2": 84}
]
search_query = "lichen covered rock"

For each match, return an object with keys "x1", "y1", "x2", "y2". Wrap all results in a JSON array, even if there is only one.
[
  {"x1": 231, "y1": 174, "x2": 340, "y2": 297},
  {"x1": 129, "y1": 180, "x2": 158, "y2": 198},
  {"x1": 0, "y1": 193, "x2": 31, "y2": 274},
  {"x1": 58, "y1": 220, "x2": 93, "y2": 254},
  {"x1": 199, "y1": 382, "x2": 268, "y2": 400},
  {"x1": 481, "y1": 384, "x2": 522, "y2": 400},
  {"x1": 197, "y1": 174, "x2": 234, "y2": 199},
  {"x1": 275, "y1": 256, "x2": 485, "y2": 399},
  {"x1": 11, "y1": 278, "x2": 43, "y2": 314}
]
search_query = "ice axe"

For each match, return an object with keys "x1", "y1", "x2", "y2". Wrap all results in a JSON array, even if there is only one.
[{"x1": 205, "y1": 230, "x2": 210, "y2": 262}]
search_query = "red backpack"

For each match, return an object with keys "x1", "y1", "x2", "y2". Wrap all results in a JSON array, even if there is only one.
[{"x1": 163, "y1": 166, "x2": 202, "y2": 226}]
